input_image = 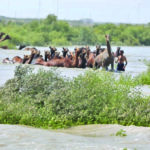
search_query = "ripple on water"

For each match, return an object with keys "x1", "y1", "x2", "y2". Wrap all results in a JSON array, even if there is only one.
[{"x1": 0, "y1": 124, "x2": 150, "y2": 150}]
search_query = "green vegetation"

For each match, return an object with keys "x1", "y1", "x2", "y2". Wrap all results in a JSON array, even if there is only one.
[
  {"x1": 115, "y1": 129, "x2": 127, "y2": 137},
  {"x1": 0, "y1": 14, "x2": 150, "y2": 48},
  {"x1": 0, "y1": 65, "x2": 149, "y2": 129},
  {"x1": 137, "y1": 61, "x2": 150, "y2": 85}
]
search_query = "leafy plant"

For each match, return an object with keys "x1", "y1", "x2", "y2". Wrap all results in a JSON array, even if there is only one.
[{"x1": 115, "y1": 129, "x2": 127, "y2": 137}]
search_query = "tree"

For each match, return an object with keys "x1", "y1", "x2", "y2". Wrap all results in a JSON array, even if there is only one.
[{"x1": 44, "y1": 14, "x2": 57, "y2": 25}]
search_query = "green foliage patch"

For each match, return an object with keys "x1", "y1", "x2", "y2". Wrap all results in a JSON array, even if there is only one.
[
  {"x1": 136, "y1": 61, "x2": 150, "y2": 85},
  {"x1": 0, "y1": 65, "x2": 149, "y2": 129},
  {"x1": 1, "y1": 14, "x2": 150, "y2": 49}
]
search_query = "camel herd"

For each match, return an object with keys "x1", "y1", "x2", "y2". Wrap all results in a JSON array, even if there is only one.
[{"x1": 2, "y1": 35, "x2": 118, "y2": 70}]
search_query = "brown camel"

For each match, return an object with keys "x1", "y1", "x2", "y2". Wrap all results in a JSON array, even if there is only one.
[
  {"x1": 36, "y1": 48, "x2": 81, "y2": 68},
  {"x1": 94, "y1": 35, "x2": 114, "y2": 70},
  {"x1": 12, "y1": 56, "x2": 23, "y2": 64},
  {"x1": 2, "y1": 57, "x2": 12, "y2": 64},
  {"x1": 44, "y1": 51, "x2": 51, "y2": 61},
  {"x1": 86, "y1": 47, "x2": 95, "y2": 68}
]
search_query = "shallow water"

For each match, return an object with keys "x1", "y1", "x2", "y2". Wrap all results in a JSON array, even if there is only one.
[
  {"x1": 0, "y1": 46, "x2": 149, "y2": 86},
  {"x1": 0, "y1": 124, "x2": 150, "y2": 150}
]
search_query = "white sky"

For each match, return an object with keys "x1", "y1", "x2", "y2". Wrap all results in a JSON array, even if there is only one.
[{"x1": 0, "y1": 0, "x2": 149, "y2": 24}]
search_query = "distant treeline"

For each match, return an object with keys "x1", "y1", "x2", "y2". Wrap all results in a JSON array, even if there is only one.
[{"x1": 0, "y1": 14, "x2": 150, "y2": 48}]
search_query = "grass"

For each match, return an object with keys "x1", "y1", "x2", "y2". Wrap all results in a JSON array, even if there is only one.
[
  {"x1": 136, "y1": 61, "x2": 150, "y2": 85},
  {"x1": 0, "y1": 65, "x2": 149, "y2": 129}
]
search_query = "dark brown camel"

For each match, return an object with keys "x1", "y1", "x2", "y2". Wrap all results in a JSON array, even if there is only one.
[
  {"x1": 0, "y1": 35, "x2": 11, "y2": 42},
  {"x1": 62, "y1": 47, "x2": 69, "y2": 58},
  {"x1": 0, "y1": 32, "x2": 5, "y2": 39},
  {"x1": 49, "y1": 46, "x2": 57, "y2": 59},
  {"x1": 44, "y1": 51, "x2": 51, "y2": 61},
  {"x1": 114, "y1": 47, "x2": 121, "y2": 57},
  {"x1": 78, "y1": 48, "x2": 87, "y2": 68}
]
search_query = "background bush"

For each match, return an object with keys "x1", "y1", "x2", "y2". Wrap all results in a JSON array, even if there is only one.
[{"x1": 1, "y1": 14, "x2": 150, "y2": 49}]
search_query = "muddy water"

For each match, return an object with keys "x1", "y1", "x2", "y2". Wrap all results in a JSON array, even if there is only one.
[
  {"x1": 0, "y1": 124, "x2": 150, "y2": 150},
  {"x1": 0, "y1": 46, "x2": 150, "y2": 150},
  {"x1": 0, "y1": 46, "x2": 150, "y2": 85}
]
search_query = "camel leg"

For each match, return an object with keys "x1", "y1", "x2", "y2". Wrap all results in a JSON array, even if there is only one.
[
  {"x1": 105, "y1": 66, "x2": 108, "y2": 71},
  {"x1": 111, "y1": 62, "x2": 114, "y2": 71}
]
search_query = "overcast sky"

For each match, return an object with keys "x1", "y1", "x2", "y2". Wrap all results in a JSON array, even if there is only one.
[{"x1": 0, "y1": 0, "x2": 149, "y2": 24}]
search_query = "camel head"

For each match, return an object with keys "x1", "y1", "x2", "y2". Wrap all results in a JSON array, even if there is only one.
[
  {"x1": 0, "y1": 32, "x2": 5, "y2": 39},
  {"x1": 0, "y1": 34, "x2": 11, "y2": 42},
  {"x1": 3, "y1": 35, "x2": 11, "y2": 40},
  {"x1": 96, "y1": 45, "x2": 101, "y2": 56},
  {"x1": 22, "y1": 55, "x2": 30, "y2": 64},
  {"x1": 74, "y1": 47, "x2": 81, "y2": 57},
  {"x1": 62, "y1": 47, "x2": 69, "y2": 57},
  {"x1": 49, "y1": 46, "x2": 57, "y2": 58},
  {"x1": 45, "y1": 51, "x2": 51, "y2": 60},
  {"x1": 79, "y1": 49, "x2": 86, "y2": 59}
]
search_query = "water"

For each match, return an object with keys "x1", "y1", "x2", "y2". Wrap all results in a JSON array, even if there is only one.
[
  {"x1": 0, "y1": 46, "x2": 149, "y2": 86},
  {"x1": 0, "y1": 124, "x2": 150, "y2": 150},
  {"x1": 0, "y1": 46, "x2": 150, "y2": 150}
]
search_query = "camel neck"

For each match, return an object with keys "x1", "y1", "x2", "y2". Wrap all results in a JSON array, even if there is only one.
[
  {"x1": 73, "y1": 52, "x2": 79, "y2": 67},
  {"x1": 106, "y1": 40, "x2": 112, "y2": 57}
]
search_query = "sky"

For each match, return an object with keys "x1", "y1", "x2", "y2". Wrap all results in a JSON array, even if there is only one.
[{"x1": 0, "y1": 0, "x2": 150, "y2": 24}]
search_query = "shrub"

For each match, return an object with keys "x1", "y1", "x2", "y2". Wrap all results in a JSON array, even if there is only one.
[{"x1": 0, "y1": 66, "x2": 149, "y2": 128}]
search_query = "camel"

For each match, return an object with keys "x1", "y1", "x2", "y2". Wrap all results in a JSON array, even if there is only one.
[
  {"x1": 12, "y1": 56, "x2": 23, "y2": 64},
  {"x1": 114, "y1": 47, "x2": 121, "y2": 57},
  {"x1": 22, "y1": 55, "x2": 30, "y2": 64},
  {"x1": 18, "y1": 45, "x2": 26, "y2": 50},
  {"x1": 36, "y1": 48, "x2": 81, "y2": 68},
  {"x1": 0, "y1": 34, "x2": 11, "y2": 42},
  {"x1": 2, "y1": 55, "x2": 29, "y2": 64},
  {"x1": 0, "y1": 33, "x2": 11, "y2": 49},
  {"x1": 28, "y1": 49, "x2": 42, "y2": 64},
  {"x1": 86, "y1": 47, "x2": 95, "y2": 68},
  {"x1": 44, "y1": 51, "x2": 51, "y2": 61},
  {"x1": 94, "y1": 35, "x2": 114, "y2": 70},
  {"x1": 78, "y1": 48, "x2": 87, "y2": 68},
  {"x1": 2, "y1": 57, "x2": 13, "y2": 64},
  {"x1": 49, "y1": 46, "x2": 57, "y2": 59},
  {"x1": 0, "y1": 32, "x2": 5, "y2": 39},
  {"x1": 95, "y1": 45, "x2": 101, "y2": 56},
  {"x1": 62, "y1": 47, "x2": 69, "y2": 58}
]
